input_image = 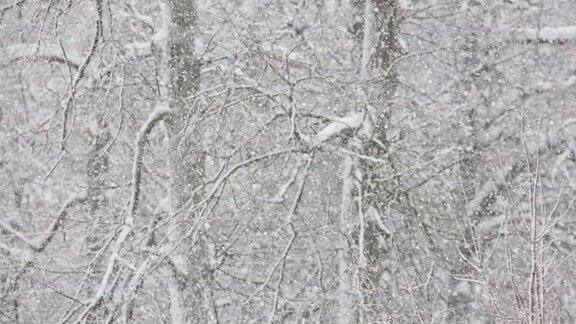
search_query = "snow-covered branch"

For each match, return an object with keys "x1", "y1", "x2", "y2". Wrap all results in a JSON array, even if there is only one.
[
  {"x1": 60, "y1": 0, "x2": 103, "y2": 149},
  {"x1": 0, "y1": 219, "x2": 37, "y2": 249},
  {"x1": 33, "y1": 191, "x2": 88, "y2": 252},
  {"x1": 0, "y1": 240, "x2": 32, "y2": 262},
  {"x1": 516, "y1": 25, "x2": 576, "y2": 43},
  {"x1": 129, "y1": 104, "x2": 172, "y2": 222},
  {"x1": 0, "y1": 191, "x2": 87, "y2": 252},
  {"x1": 532, "y1": 75, "x2": 576, "y2": 93},
  {"x1": 73, "y1": 226, "x2": 130, "y2": 324},
  {"x1": 302, "y1": 111, "x2": 366, "y2": 147},
  {"x1": 2, "y1": 44, "x2": 84, "y2": 69}
]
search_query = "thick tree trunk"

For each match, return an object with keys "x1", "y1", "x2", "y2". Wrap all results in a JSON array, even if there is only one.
[
  {"x1": 339, "y1": 0, "x2": 402, "y2": 321},
  {"x1": 359, "y1": 1, "x2": 400, "y2": 320},
  {"x1": 161, "y1": 0, "x2": 207, "y2": 321},
  {"x1": 165, "y1": 0, "x2": 203, "y2": 210}
]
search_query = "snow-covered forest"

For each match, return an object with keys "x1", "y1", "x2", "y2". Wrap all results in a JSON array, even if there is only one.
[{"x1": 1, "y1": 0, "x2": 576, "y2": 322}]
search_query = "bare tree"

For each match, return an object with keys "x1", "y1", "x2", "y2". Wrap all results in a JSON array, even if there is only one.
[{"x1": 1, "y1": 0, "x2": 576, "y2": 322}]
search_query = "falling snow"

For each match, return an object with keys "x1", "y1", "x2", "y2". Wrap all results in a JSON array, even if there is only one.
[{"x1": 1, "y1": 0, "x2": 576, "y2": 322}]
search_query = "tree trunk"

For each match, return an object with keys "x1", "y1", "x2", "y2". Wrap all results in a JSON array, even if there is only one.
[
  {"x1": 161, "y1": 0, "x2": 207, "y2": 321},
  {"x1": 340, "y1": 0, "x2": 402, "y2": 321}
]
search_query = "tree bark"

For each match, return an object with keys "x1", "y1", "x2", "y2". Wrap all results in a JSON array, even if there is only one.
[
  {"x1": 162, "y1": 0, "x2": 207, "y2": 321},
  {"x1": 346, "y1": 0, "x2": 402, "y2": 321}
]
